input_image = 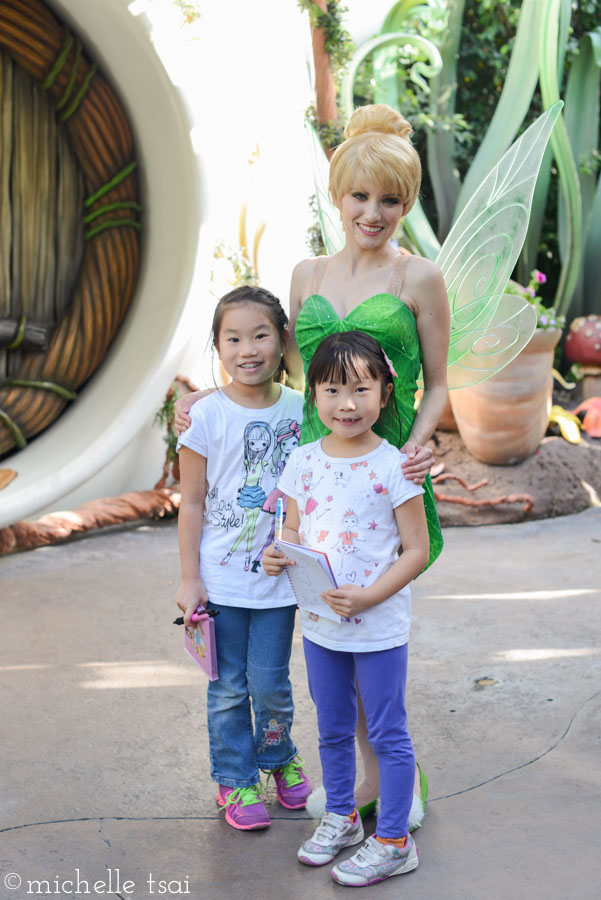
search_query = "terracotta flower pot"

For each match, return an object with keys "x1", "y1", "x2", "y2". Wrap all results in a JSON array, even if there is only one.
[
  {"x1": 449, "y1": 328, "x2": 562, "y2": 465},
  {"x1": 437, "y1": 395, "x2": 458, "y2": 432}
]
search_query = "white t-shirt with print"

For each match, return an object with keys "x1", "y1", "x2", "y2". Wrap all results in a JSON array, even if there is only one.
[
  {"x1": 177, "y1": 385, "x2": 303, "y2": 608},
  {"x1": 277, "y1": 437, "x2": 424, "y2": 651}
]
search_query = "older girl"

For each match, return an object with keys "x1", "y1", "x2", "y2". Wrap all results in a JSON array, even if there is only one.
[{"x1": 176, "y1": 285, "x2": 311, "y2": 831}]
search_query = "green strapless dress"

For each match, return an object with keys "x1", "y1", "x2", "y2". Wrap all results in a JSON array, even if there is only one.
[{"x1": 295, "y1": 292, "x2": 443, "y2": 570}]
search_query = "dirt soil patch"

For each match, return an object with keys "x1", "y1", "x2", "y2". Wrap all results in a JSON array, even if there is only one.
[{"x1": 430, "y1": 410, "x2": 601, "y2": 528}]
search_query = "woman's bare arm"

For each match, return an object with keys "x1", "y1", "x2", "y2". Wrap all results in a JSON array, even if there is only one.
[{"x1": 401, "y1": 258, "x2": 450, "y2": 480}]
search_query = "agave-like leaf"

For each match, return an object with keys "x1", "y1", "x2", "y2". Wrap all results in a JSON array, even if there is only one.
[
  {"x1": 404, "y1": 200, "x2": 441, "y2": 261},
  {"x1": 426, "y1": 0, "x2": 465, "y2": 240},
  {"x1": 539, "y1": 0, "x2": 582, "y2": 317},
  {"x1": 340, "y1": 33, "x2": 442, "y2": 122},
  {"x1": 517, "y1": 143, "x2": 553, "y2": 284},
  {"x1": 304, "y1": 120, "x2": 345, "y2": 256},
  {"x1": 560, "y1": 27, "x2": 601, "y2": 317},
  {"x1": 454, "y1": 0, "x2": 542, "y2": 221},
  {"x1": 381, "y1": 0, "x2": 430, "y2": 33},
  {"x1": 518, "y1": 0, "x2": 571, "y2": 283},
  {"x1": 436, "y1": 102, "x2": 563, "y2": 389},
  {"x1": 583, "y1": 175, "x2": 601, "y2": 317}
]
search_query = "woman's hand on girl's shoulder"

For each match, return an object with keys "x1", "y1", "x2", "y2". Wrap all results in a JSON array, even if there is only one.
[
  {"x1": 400, "y1": 440, "x2": 434, "y2": 485},
  {"x1": 174, "y1": 389, "x2": 216, "y2": 435}
]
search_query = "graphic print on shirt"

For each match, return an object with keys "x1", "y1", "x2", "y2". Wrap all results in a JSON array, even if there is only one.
[
  {"x1": 335, "y1": 509, "x2": 361, "y2": 555},
  {"x1": 220, "y1": 418, "x2": 300, "y2": 573},
  {"x1": 206, "y1": 486, "x2": 245, "y2": 531},
  {"x1": 251, "y1": 419, "x2": 301, "y2": 573},
  {"x1": 300, "y1": 455, "x2": 331, "y2": 541}
]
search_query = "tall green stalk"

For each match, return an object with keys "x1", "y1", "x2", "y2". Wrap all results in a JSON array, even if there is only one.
[
  {"x1": 426, "y1": 0, "x2": 465, "y2": 240},
  {"x1": 539, "y1": 0, "x2": 582, "y2": 317},
  {"x1": 561, "y1": 26, "x2": 601, "y2": 318},
  {"x1": 454, "y1": 0, "x2": 541, "y2": 220}
]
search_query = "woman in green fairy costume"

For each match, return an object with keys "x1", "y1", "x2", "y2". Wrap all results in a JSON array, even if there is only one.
[
  {"x1": 175, "y1": 103, "x2": 450, "y2": 828},
  {"x1": 285, "y1": 104, "x2": 449, "y2": 825}
]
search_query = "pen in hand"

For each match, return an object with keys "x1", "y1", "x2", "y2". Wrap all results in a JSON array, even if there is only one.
[{"x1": 275, "y1": 496, "x2": 284, "y2": 544}]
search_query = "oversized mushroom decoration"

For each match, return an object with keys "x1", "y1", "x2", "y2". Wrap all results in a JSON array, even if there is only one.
[{"x1": 565, "y1": 315, "x2": 601, "y2": 399}]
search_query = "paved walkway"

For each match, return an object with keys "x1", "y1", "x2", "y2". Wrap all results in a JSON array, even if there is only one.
[{"x1": 2, "y1": 509, "x2": 600, "y2": 899}]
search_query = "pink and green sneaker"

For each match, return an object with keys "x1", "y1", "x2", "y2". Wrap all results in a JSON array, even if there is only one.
[
  {"x1": 217, "y1": 784, "x2": 270, "y2": 830},
  {"x1": 269, "y1": 756, "x2": 312, "y2": 809}
]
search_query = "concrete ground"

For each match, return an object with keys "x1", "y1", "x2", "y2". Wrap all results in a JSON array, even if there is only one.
[{"x1": 1, "y1": 509, "x2": 601, "y2": 899}]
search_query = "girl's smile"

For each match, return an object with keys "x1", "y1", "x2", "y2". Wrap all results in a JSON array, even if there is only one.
[
  {"x1": 215, "y1": 302, "x2": 286, "y2": 405},
  {"x1": 314, "y1": 372, "x2": 392, "y2": 454}
]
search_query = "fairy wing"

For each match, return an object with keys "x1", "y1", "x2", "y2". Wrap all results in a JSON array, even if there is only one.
[{"x1": 435, "y1": 101, "x2": 563, "y2": 389}]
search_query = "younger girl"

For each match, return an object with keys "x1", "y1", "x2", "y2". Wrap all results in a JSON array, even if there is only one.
[
  {"x1": 176, "y1": 285, "x2": 311, "y2": 831},
  {"x1": 263, "y1": 331, "x2": 429, "y2": 886}
]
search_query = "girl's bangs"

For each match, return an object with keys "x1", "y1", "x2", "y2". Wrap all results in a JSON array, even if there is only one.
[{"x1": 314, "y1": 347, "x2": 378, "y2": 386}]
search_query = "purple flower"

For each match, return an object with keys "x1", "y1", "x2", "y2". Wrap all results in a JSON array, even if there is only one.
[
  {"x1": 540, "y1": 314, "x2": 548, "y2": 326},
  {"x1": 535, "y1": 271, "x2": 547, "y2": 284},
  {"x1": 528, "y1": 287, "x2": 536, "y2": 297}
]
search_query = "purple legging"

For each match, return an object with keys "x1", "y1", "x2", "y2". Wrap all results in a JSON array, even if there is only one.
[{"x1": 303, "y1": 637, "x2": 414, "y2": 838}]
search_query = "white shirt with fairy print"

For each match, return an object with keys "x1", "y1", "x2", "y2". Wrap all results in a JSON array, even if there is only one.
[
  {"x1": 176, "y1": 385, "x2": 303, "y2": 608},
  {"x1": 277, "y1": 438, "x2": 424, "y2": 651}
]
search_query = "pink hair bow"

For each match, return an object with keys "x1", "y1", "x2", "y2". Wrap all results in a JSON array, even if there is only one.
[{"x1": 381, "y1": 348, "x2": 398, "y2": 379}]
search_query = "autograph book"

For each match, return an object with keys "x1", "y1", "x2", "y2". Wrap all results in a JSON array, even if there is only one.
[{"x1": 276, "y1": 539, "x2": 341, "y2": 623}]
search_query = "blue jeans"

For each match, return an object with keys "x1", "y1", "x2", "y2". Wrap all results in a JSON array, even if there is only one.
[
  {"x1": 303, "y1": 637, "x2": 414, "y2": 838},
  {"x1": 207, "y1": 603, "x2": 298, "y2": 787}
]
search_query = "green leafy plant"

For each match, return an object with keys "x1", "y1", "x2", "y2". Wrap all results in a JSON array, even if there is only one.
[
  {"x1": 154, "y1": 385, "x2": 180, "y2": 466},
  {"x1": 297, "y1": 0, "x2": 353, "y2": 72}
]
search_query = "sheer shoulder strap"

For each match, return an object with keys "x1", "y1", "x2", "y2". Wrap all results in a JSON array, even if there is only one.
[
  {"x1": 312, "y1": 255, "x2": 330, "y2": 295},
  {"x1": 388, "y1": 253, "x2": 410, "y2": 298}
]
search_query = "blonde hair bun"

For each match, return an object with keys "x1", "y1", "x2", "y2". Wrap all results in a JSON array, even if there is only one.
[{"x1": 345, "y1": 104, "x2": 413, "y2": 142}]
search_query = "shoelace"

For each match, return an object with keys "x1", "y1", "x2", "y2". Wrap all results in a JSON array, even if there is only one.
[
  {"x1": 219, "y1": 785, "x2": 263, "y2": 810},
  {"x1": 276, "y1": 755, "x2": 306, "y2": 787},
  {"x1": 263, "y1": 754, "x2": 306, "y2": 787}
]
